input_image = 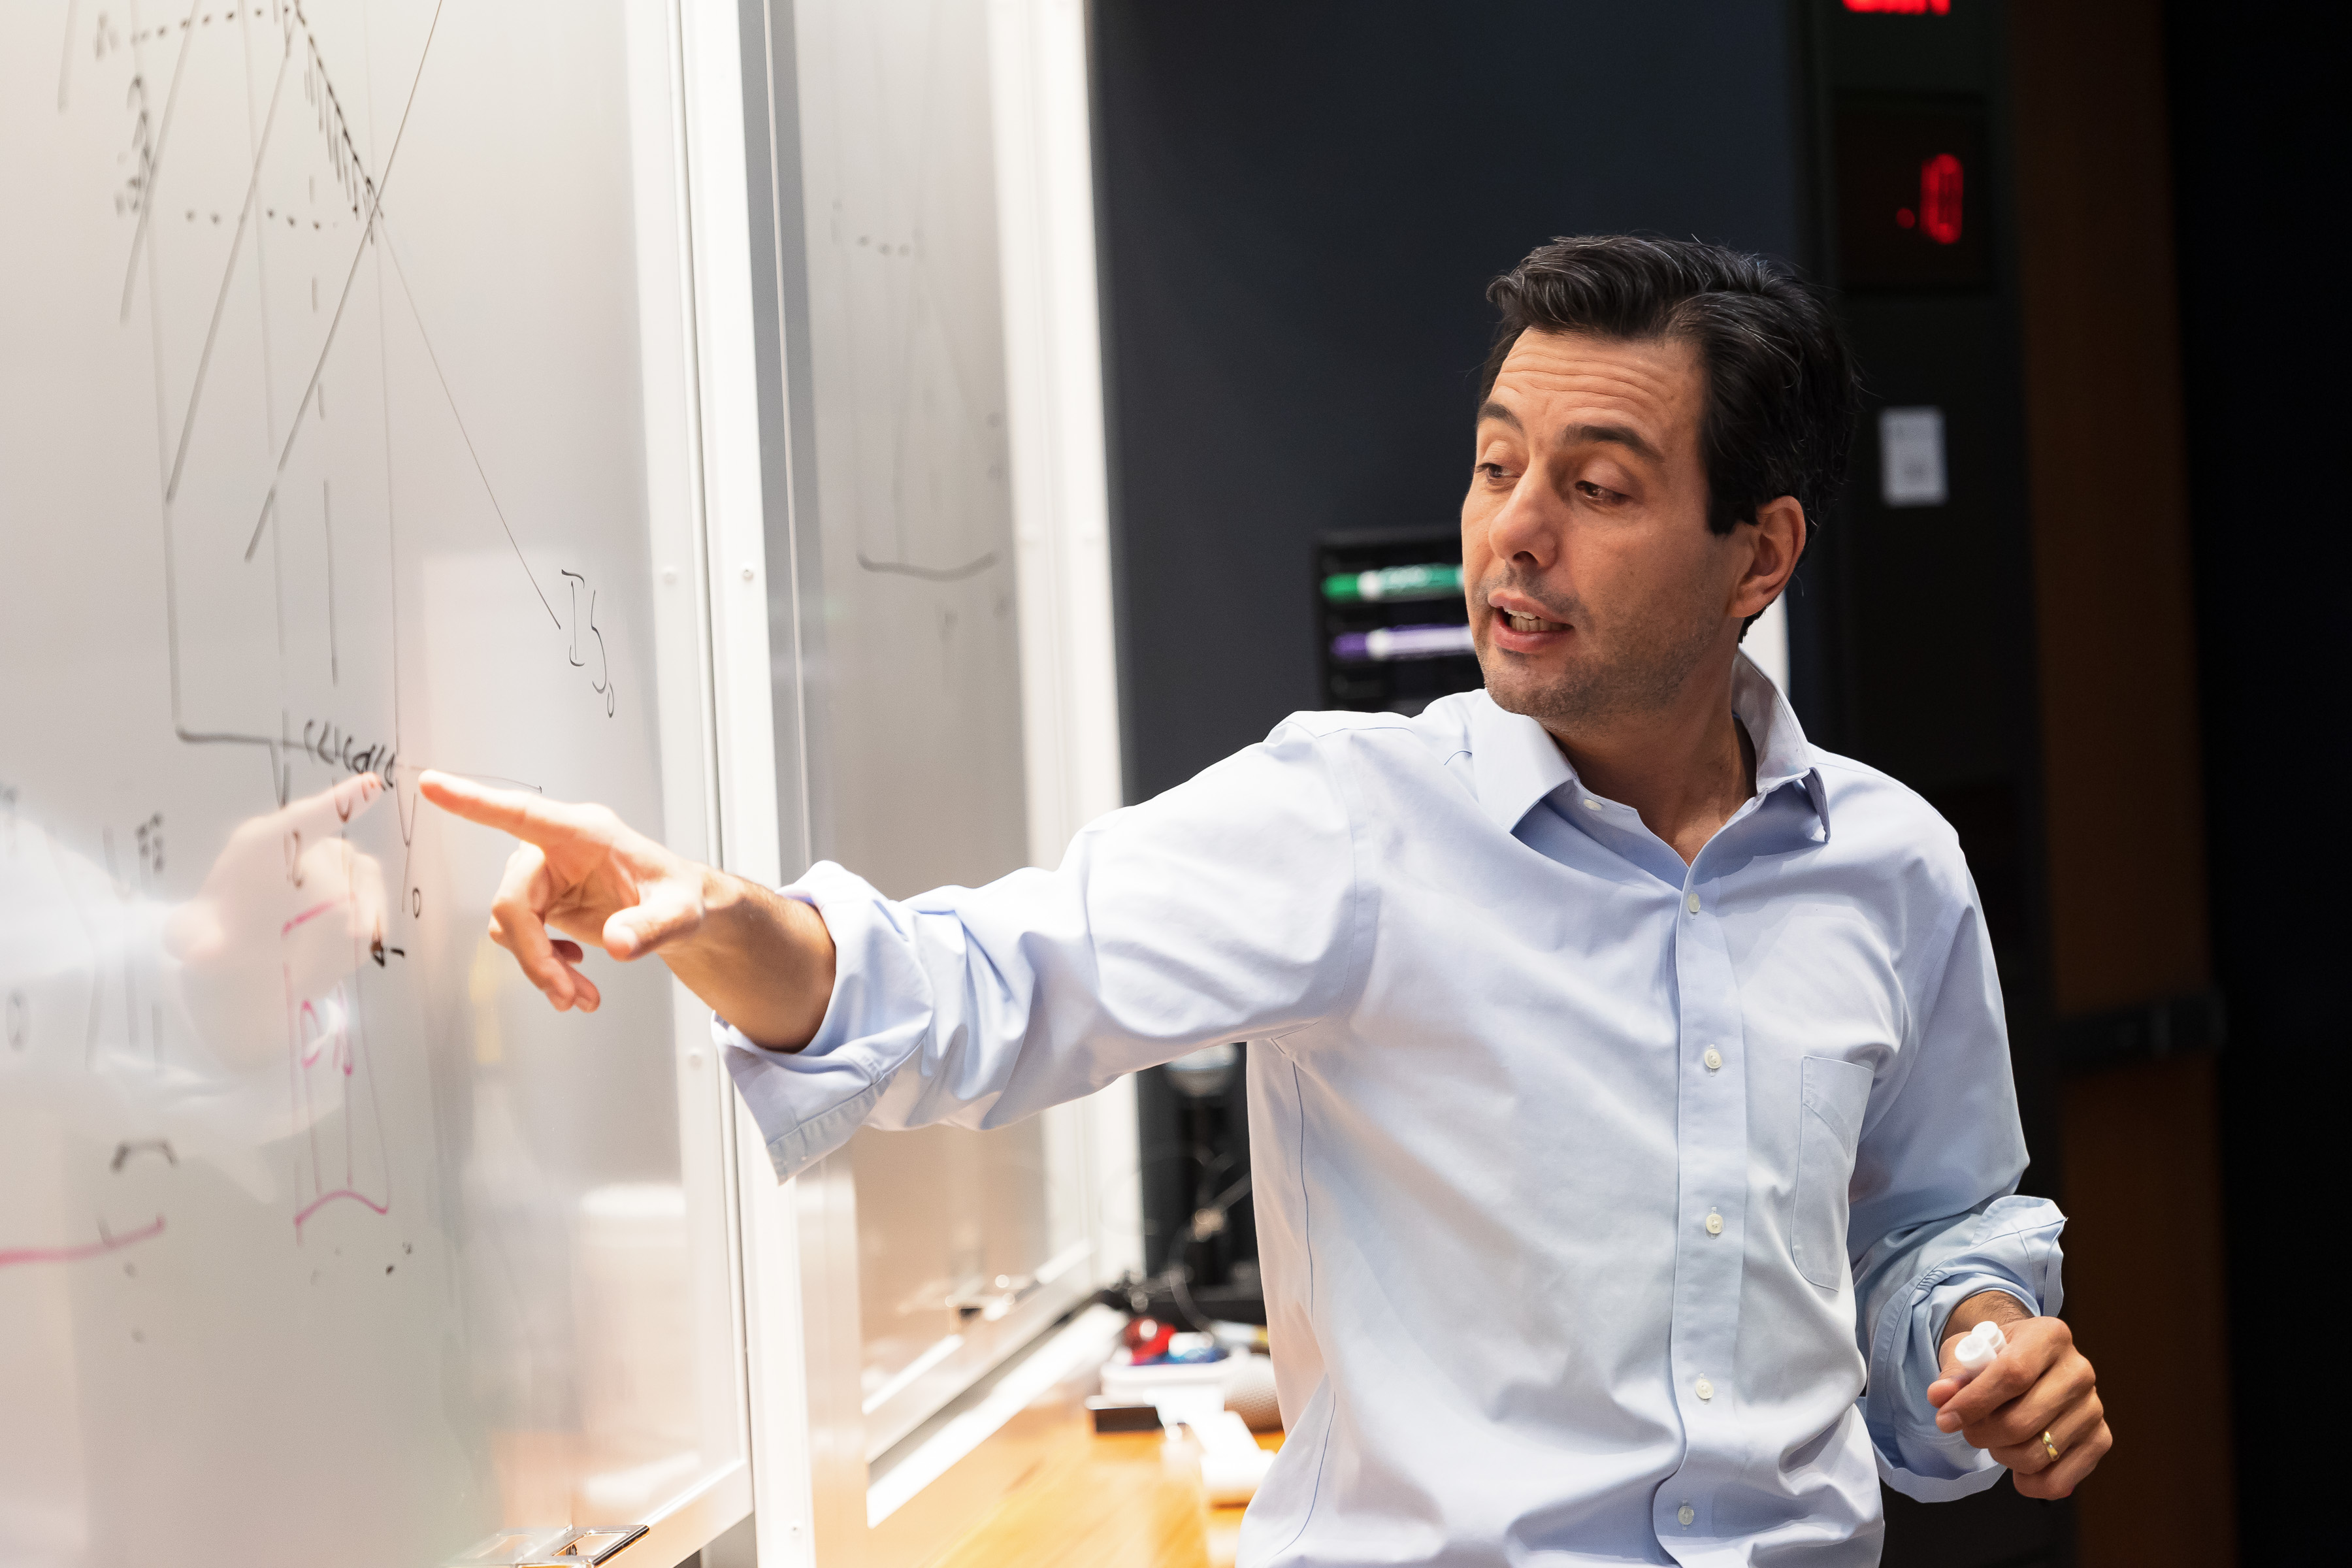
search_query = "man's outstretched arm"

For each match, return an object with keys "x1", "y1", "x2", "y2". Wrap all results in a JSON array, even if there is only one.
[
  {"x1": 430, "y1": 720, "x2": 1362, "y2": 1186},
  {"x1": 418, "y1": 771, "x2": 834, "y2": 1050}
]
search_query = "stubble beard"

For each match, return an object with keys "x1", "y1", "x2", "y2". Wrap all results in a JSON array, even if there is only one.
[{"x1": 1477, "y1": 577, "x2": 1725, "y2": 732}]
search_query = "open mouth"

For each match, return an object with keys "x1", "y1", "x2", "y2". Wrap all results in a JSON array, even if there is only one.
[{"x1": 1500, "y1": 610, "x2": 1567, "y2": 634}]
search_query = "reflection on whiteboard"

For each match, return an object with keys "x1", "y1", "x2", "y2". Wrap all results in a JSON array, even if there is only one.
[{"x1": 1, "y1": 4, "x2": 734, "y2": 1563}]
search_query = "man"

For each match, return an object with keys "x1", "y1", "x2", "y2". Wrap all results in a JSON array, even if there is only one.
[{"x1": 424, "y1": 235, "x2": 2109, "y2": 1565}]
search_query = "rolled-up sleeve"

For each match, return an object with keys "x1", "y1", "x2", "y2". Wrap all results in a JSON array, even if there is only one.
[
  {"x1": 721, "y1": 721, "x2": 1362, "y2": 1182},
  {"x1": 1849, "y1": 881, "x2": 2068, "y2": 1501}
]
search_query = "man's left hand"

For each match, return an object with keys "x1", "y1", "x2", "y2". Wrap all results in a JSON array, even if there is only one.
[{"x1": 1926, "y1": 1293, "x2": 2111, "y2": 1499}]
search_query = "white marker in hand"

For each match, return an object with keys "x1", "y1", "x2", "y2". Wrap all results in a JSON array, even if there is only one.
[{"x1": 1949, "y1": 1318, "x2": 2006, "y2": 1386}]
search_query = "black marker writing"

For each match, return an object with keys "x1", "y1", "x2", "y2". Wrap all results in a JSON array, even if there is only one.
[
  {"x1": 110, "y1": 1138, "x2": 177, "y2": 1173},
  {"x1": 116, "y1": 69, "x2": 152, "y2": 218},
  {"x1": 300, "y1": 718, "x2": 399, "y2": 785},
  {"x1": 557, "y1": 570, "x2": 616, "y2": 717}
]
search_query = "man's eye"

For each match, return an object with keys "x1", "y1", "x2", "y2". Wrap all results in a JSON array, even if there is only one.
[
  {"x1": 1576, "y1": 481, "x2": 1622, "y2": 502},
  {"x1": 1477, "y1": 462, "x2": 1513, "y2": 482}
]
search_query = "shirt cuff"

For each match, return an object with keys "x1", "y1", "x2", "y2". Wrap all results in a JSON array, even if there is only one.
[
  {"x1": 1867, "y1": 1198, "x2": 2066, "y2": 1502},
  {"x1": 717, "y1": 860, "x2": 933, "y2": 1182}
]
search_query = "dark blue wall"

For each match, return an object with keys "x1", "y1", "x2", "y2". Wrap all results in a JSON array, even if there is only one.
[{"x1": 1092, "y1": 3, "x2": 1808, "y2": 801}]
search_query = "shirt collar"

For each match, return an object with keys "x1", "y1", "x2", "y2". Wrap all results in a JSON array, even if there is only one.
[
  {"x1": 1466, "y1": 652, "x2": 1829, "y2": 838},
  {"x1": 1732, "y1": 653, "x2": 1829, "y2": 832}
]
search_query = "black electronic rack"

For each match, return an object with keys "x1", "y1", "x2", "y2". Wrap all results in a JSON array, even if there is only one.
[{"x1": 1313, "y1": 528, "x2": 1483, "y2": 715}]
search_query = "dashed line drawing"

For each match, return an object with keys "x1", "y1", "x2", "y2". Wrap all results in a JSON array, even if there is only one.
[
  {"x1": 252, "y1": 0, "x2": 445, "y2": 530},
  {"x1": 163, "y1": 25, "x2": 293, "y2": 504},
  {"x1": 118, "y1": 0, "x2": 210, "y2": 322},
  {"x1": 109, "y1": 0, "x2": 610, "y2": 828}
]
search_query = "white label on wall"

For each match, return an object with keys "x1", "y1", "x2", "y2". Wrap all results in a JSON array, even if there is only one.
[{"x1": 1879, "y1": 406, "x2": 1948, "y2": 507}]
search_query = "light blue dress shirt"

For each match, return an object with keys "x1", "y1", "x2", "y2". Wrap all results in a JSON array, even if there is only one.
[{"x1": 722, "y1": 657, "x2": 2066, "y2": 1566}]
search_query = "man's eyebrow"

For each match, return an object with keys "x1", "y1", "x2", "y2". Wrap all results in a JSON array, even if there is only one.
[
  {"x1": 1475, "y1": 400, "x2": 1522, "y2": 432},
  {"x1": 1559, "y1": 422, "x2": 1662, "y2": 464}
]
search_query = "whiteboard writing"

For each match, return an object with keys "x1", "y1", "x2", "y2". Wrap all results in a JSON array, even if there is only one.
[{"x1": 1, "y1": 2, "x2": 740, "y2": 1561}]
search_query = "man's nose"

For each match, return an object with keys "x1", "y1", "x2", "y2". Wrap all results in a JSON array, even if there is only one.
[{"x1": 1485, "y1": 465, "x2": 1561, "y2": 571}]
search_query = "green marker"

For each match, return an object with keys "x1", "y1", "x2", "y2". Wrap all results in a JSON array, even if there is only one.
[{"x1": 1320, "y1": 563, "x2": 1464, "y2": 604}]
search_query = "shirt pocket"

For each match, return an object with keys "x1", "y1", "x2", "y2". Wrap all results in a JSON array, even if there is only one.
[{"x1": 1791, "y1": 1055, "x2": 1875, "y2": 1289}]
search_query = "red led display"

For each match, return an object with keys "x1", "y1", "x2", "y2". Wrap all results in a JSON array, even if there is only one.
[
  {"x1": 1919, "y1": 154, "x2": 1964, "y2": 244},
  {"x1": 1833, "y1": 100, "x2": 1990, "y2": 289},
  {"x1": 1842, "y1": 0, "x2": 1952, "y2": 12}
]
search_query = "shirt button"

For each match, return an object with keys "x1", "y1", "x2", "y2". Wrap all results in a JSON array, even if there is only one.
[
  {"x1": 1703, "y1": 1047, "x2": 1723, "y2": 1071},
  {"x1": 1695, "y1": 1377, "x2": 1714, "y2": 1401},
  {"x1": 1705, "y1": 1210, "x2": 1723, "y2": 1236},
  {"x1": 1677, "y1": 1504, "x2": 1696, "y2": 1527},
  {"x1": 1583, "y1": 798, "x2": 1602, "y2": 811},
  {"x1": 1686, "y1": 891, "x2": 1701, "y2": 914}
]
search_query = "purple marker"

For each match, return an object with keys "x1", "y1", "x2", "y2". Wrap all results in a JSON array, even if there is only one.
[{"x1": 1330, "y1": 623, "x2": 1475, "y2": 662}]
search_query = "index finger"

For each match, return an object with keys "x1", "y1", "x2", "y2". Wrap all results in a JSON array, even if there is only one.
[
  {"x1": 419, "y1": 770, "x2": 586, "y2": 847},
  {"x1": 1940, "y1": 1338, "x2": 2051, "y2": 1428}
]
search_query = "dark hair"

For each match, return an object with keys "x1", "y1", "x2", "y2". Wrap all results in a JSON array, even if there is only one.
[{"x1": 1480, "y1": 235, "x2": 1860, "y2": 540}]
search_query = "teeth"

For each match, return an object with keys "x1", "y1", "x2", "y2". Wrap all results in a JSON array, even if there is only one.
[{"x1": 1503, "y1": 612, "x2": 1558, "y2": 633}]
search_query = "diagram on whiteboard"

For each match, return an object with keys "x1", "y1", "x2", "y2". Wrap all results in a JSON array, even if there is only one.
[
  {"x1": 3, "y1": 0, "x2": 612, "y2": 1258},
  {"x1": 95, "y1": 0, "x2": 617, "y2": 773},
  {"x1": 1, "y1": 1, "x2": 724, "y2": 1558}
]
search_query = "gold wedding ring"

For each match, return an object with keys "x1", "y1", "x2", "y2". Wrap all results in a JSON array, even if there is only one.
[{"x1": 2040, "y1": 1430, "x2": 2061, "y2": 1463}]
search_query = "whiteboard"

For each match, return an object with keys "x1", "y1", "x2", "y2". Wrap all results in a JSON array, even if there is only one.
[
  {"x1": 0, "y1": 3, "x2": 747, "y2": 1564},
  {"x1": 782, "y1": 0, "x2": 1096, "y2": 1469},
  {"x1": 745, "y1": 0, "x2": 1139, "y2": 1520}
]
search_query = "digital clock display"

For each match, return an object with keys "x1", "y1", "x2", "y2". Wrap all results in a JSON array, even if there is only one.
[{"x1": 1834, "y1": 99, "x2": 1991, "y2": 289}]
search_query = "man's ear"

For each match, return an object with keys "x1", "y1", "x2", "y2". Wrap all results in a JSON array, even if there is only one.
[{"x1": 1733, "y1": 497, "x2": 1806, "y2": 620}]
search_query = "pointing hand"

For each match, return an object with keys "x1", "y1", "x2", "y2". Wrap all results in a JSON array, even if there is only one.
[
  {"x1": 418, "y1": 770, "x2": 834, "y2": 1048},
  {"x1": 417, "y1": 771, "x2": 710, "y2": 1013}
]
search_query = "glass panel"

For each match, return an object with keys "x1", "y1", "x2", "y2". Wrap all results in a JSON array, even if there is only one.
[
  {"x1": 849, "y1": 1120, "x2": 1094, "y2": 1458},
  {"x1": 788, "y1": 0, "x2": 1098, "y2": 1460}
]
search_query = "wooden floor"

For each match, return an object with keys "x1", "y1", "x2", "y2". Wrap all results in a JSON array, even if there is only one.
[{"x1": 931, "y1": 1429, "x2": 1283, "y2": 1568}]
